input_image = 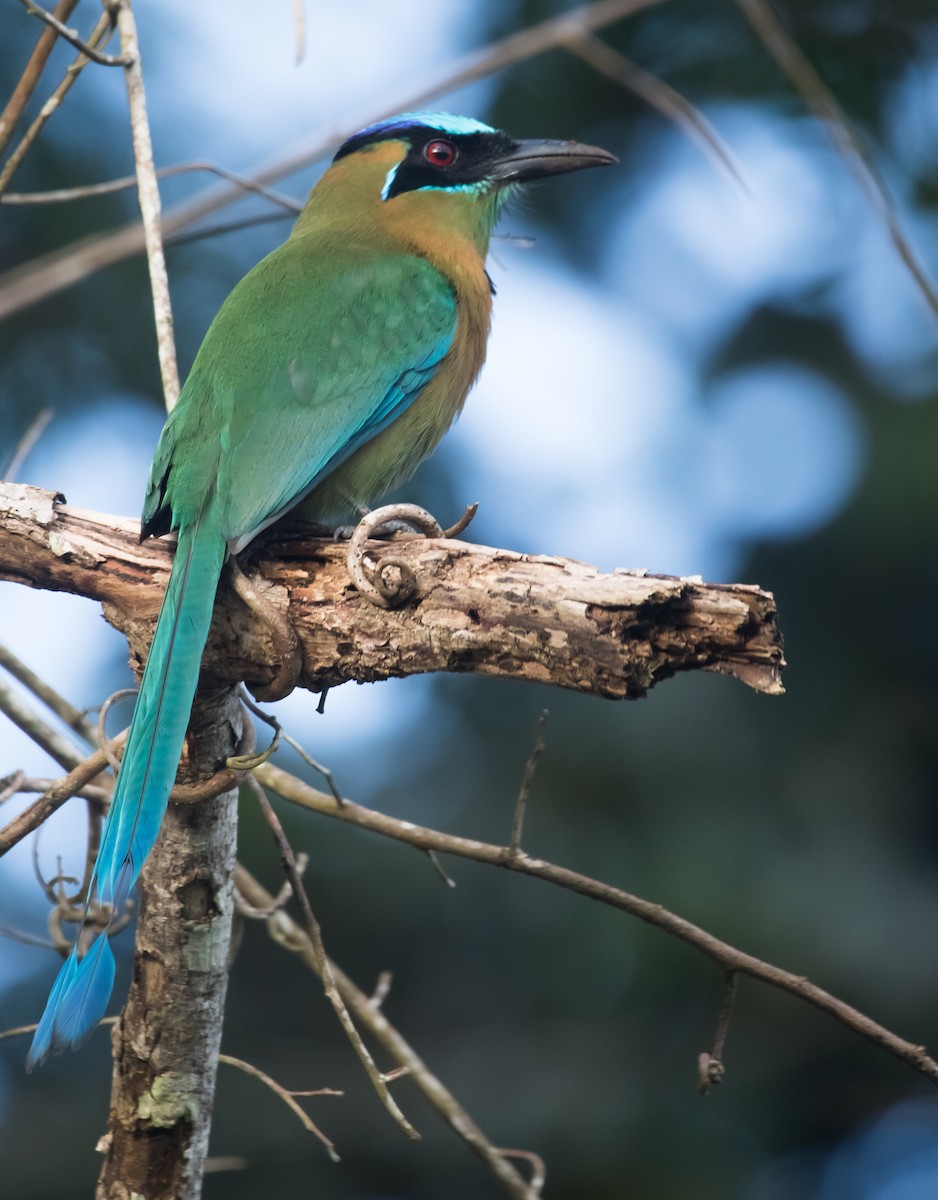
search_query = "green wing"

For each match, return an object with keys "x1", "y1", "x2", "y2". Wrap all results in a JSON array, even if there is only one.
[{"x1": 143, "y1": 237, "x2": 457, "y2": 547}]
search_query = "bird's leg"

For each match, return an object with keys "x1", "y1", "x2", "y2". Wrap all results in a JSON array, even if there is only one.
[
  {"x1": 227, "y1": 557, "x2": 303, "y2": 702},
  {"x1": 333, "y1": 504, "x2": 412, "y2": 541}
]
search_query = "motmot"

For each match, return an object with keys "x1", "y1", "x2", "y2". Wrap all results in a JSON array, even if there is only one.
[{"x1": 28, "y1": 112, "x2": 614, "y2": 1065}]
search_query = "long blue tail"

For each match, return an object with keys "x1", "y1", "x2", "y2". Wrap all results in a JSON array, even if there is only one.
[{"x1": 27, "y1": 506, "x2": 227, "y2": 1067}]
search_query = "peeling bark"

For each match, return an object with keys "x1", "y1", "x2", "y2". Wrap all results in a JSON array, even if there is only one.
[{"x1": 0, "y1": 483, "x2": 785, "y2": 701}]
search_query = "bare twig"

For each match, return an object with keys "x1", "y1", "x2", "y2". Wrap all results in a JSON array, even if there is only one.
[
  {"x1": 237, "y1": 687, "x2": 341, "y2": 799},
  {"x1": 425, "y1": 850, "x2": 457, "y2": 889},
  {"x1": 15, "y1": 0, "x2": 129, "y2": 66},
  {"x1": 96, "y1": 686, "x2": 137, "y2": 771},
  {"x1": 0, "y1": 12, "x2": 115, "y2": 199},
  {"x1": 291, "y1": 0, "x2": 306, "y2": 65},
  {"x1": 14, "y1": 776, "x2": 110, "y2": 804},
  {"x1": 0, "y1": 0, "x2": 665, "y2": 318},
  {"x1": 570, "y1": 32, "x2": 747, "y2": 190},
  {"x1": 498, "y1": 1149, "x2": 547, "y2": 1194},
  {"x1": 1, "y1": 160, "x2": 302, "y2": 211},
  {"x1": 254, "y1": 761, "x2": 938, "y2": 1090},
  {"x1": 510, "y1": 710, "x2": 548, "y2": 852},
  {"x1": 735, "y1": 0, "x2": 938, "y2": 322},
  {"x1": 0, "y1": 921, "x2": 55, "y2": 949},
  {"x1": 217, "y1": 1054, "x2": 340, "y2": 1161},
  {"x1": 235, "y1": 864, "x2": 541, "y2": 1200},
  {"x1": 697, "y1": 971, "x2": 738, "y2": 1094},
  {"x1": 0, "y1": 742, "x2": 120, "y2": 857},
  {"x1": 0, "y1": 0, "x2": 80, "y2": 154},
  {"x1": 0, "y1": 673, "x2": 90, "y2": 771},
  {"x1": 163, "y1": 209, "x2": 295, "y2": 247},
  {"x1": 2, "y1": 408, "x2": 53, "y2": 481},
  {"x1": 109, "y1": 0, "x2": 179, "y2": 409},
  {"x1": 0, "y1": 770, "x2": 26, "y2": 804},
  {"x1": 246, "y1": 776, "x2": 420, "y2": 1140},
  {"x1": 0, "y1": 641, "x2": 96, "y2": 743},
  {"x1": 227, "y1": 689, "x2": 282, "y2": 770}
]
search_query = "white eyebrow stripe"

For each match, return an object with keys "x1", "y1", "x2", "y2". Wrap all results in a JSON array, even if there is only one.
[{"x1": 381, "y1": 163, "x2": 399, "y2": 202}]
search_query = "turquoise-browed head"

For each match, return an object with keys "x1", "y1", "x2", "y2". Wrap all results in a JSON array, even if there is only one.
[{"x1": 333, "y1": 111, "x2": 616, "y2": 203}]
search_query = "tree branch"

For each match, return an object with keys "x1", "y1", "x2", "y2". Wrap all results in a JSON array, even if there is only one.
[
  {"x1": 108, "y1": 0, "x2": 179, "y2": 409},
  {"x1": 15, "y1": 0, "x2": 129, "y2": 66},
  {"x1": 0, "y1": 482, "x2": 785, "y2": 702},
  {"x1": 253, "y1": 762, "x2": 938, "y2": 1091},
  {"x1": 234, "y1": 865, "x2": 544, "y2": 1199},
  {"x1": 0, "y1": 0, "x2": 80, "y2": 154}
]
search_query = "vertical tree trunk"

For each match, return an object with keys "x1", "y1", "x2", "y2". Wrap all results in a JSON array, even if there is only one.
[{"x1": 97, "y1": 685, "x2": 242, "y2": 1200}]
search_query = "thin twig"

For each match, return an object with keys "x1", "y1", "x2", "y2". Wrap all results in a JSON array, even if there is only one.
[
  {"x1": 698, "y1": 971, "x2": 738, "y2": 1094},
  {"x1": 0, "y1": 640, "x2": 96, "y2": 743},
  {"x1": 291, "y1": 0, "x2": 306, "y2": 65},
  {"x1": 0, "y1": 1014, "x2": 116, "y2": 1043},
  {"x1": 239, "y1": 687, "x2": 343, "y2": 803},
  {"x1": 0, "y1": 674, "x2": 90, "y2": 771},
  {"x1": 2, "y1": 408, "x2": 53, "y2": 481},
  {"x1": 570, "y1": 32, "x2": 747, "y2": 191},
  {"x1": 0, "y1": 922, "x2": 55, "y2": 949},
  {"x1": 0, "y1": 11, "x2": 115, "y2": 199},
  {"x1": 0, "y1": 0, "x2": 80, "y2": 154},
  {"x1": 228, "y1": 689, "x2": 282, "y2": 770},
  {"x1": 280, "y1": 730, "x2": 343, "y2": 805},
  {"x1": 235, "y1": 864, "x2": 541, "y2": 1200},
  {"x1": 96, "y1": 687, "x2": 137, "y2": 771},
  {"x1": 254, "y1": 761, "x2": 938, "y2": 1090},
  {"x1": 217, "y1": 1053, "x2": 340, "y2": 1161},
  {"x1": 246, "y1": 776, "x2": 420, "y2": 1140},
  {"x1": 498, "y1": 1149, "x2": 547, "y2": 1194},
  {"x1": 163, "y1": 209, "x2": 295, "y2": 248},
  {"x1": 735, "y1": 0, "x2": 938, "y2": 322},
  {"x1": 15, "y1": 776, "x2": 110, "y2": 804},
  {"x1": 510, "y1": 710, "x2": 547, "y2": 853},
  {"x1": 0, "y1": 771, "x2": 26, "y2": 804},
  {"x1": 0, "y1": 0, "x2": 665, "y2": 319},
  {"x1": 1, "y1": 160, "x2": 301, "y2": 211},
  {"x1": 15, "y1": 0, "x2": 129, "y2": 66},
  {"x1": 425, "y1": 850, "x2": 457, "y2": 889},
  {"x1": 109, "y1": 0, "x2": 179, "y2": 409},
  {"x1": 0, "y1": 742, "x2": 120, "y2": 857}
]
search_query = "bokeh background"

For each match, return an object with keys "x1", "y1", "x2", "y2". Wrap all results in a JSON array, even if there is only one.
[{"x1": 2, "y1": 1, "x2": 938, "y2": 1197}]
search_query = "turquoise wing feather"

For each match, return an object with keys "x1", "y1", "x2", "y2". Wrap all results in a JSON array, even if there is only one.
[{"x1": 29, "y1": 240, "x2": 458, "y2": 1066}]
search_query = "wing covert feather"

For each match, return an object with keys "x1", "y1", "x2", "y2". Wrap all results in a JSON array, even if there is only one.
[{"x1": 144, "y1": 239, "x2": 457, "y2": 544}]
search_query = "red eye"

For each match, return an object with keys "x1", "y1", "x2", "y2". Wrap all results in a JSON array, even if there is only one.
[{"x1": 424, "y1": 138, "x2": 457, "y2": 167}]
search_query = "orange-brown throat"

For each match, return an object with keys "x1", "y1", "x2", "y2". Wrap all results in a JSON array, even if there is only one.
[{"x1": 293, "y1": 139, "x2": 502, "y2": 269}]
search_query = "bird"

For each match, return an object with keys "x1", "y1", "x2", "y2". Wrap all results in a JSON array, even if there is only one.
[{"x1": 27, "y1": 111, "x2": 615, "y2": 1066}]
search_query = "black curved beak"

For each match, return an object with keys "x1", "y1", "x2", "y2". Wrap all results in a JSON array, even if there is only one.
[{"x1": 490, "y1": 138, "x2": 617, "y2": 184}]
